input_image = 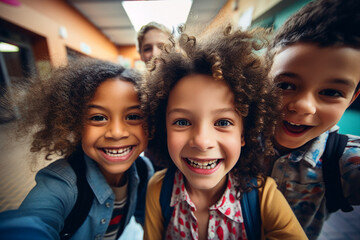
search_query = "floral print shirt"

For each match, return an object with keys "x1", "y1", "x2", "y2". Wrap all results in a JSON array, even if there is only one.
[
  {"x1": 270, "y1": 126, "x2": 360, "y2": 239},
  {"x1": 165, "y1": 170, "x2": 247, "y2": 240}
]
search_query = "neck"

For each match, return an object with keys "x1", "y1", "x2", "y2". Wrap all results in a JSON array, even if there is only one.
[{"x1": 185, "y1": 175, "x2": 228, "y2": 210}]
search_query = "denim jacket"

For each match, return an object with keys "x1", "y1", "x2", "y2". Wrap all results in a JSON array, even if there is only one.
[{"x1": 0, "y1": 153, "x2": 154, "y2": 240}]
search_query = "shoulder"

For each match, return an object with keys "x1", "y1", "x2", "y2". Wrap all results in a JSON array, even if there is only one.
[
  {"x1": 257, "y1": 176, "x2": 283, "y2": 206},
  {"x1": 148, "y1": 169, "x2": 167, "y2": 189},
  {"x1": 37, "y1": 158, "x2": 76, "y2": 186}
]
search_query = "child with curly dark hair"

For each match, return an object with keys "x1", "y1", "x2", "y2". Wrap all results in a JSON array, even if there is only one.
[
  {"x1": 142, "y1": 26, "x2": 307, "y2": 240},
  {"x1": 0, "y1": 58, "x2": 153, "y2": 239},
  {"x1": 266, "y1": 0, "x2": 360, "y2": 239}
]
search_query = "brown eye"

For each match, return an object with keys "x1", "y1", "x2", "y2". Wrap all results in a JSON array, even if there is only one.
[
  {"x1": 319, "y1": 89, "x2": 343, "y2": 97},
  {"x1": 90, "y1": 115, "x2": 107, "y2": 121},
  {"x1": 276, "y1": 82, "x2": 295, "y2": 90}
]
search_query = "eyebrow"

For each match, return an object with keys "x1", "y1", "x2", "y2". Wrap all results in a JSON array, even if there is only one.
[
  {"x1": 87, "y1": 104, "x2": 141, "y2": 111},
  {"x1": 272, "y1": 72, "x2": 299, "y2": 81},
  {"x1": 167, "y1": 107, "x2": 237, "y2": 116}
]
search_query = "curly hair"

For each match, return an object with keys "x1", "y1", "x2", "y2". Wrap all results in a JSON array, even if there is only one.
[
  {"x1": 14, "y1": 57, "x2": 143, "y2": 163},
  {"x1": 142, "y1": 26, "x2": 280, "y2": 195}
]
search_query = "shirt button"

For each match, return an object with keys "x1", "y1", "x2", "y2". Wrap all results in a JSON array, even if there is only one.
[
  {"x1": 100, "y1": 218, "x2": 106, "y2": 224},
  {"x1": 279, "y1": 158, "x2": 285, "y2": 163},
  {"x1": 209, "y1": 231, "x2": 215, "y2": 239},
  {"x1": 105, "y1": 202, "x2": 111, "y2": 208}
]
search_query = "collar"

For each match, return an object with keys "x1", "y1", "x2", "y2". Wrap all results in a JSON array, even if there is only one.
[
  {"x1": 170, "y1": 170, "x2": 243, "y2": 223},
  {"x1": 276, "y1": 126, "x2": 339, "y2": 167},
  {"x1": 84, "y1": 154, "x2": 114, "y2": 204}
]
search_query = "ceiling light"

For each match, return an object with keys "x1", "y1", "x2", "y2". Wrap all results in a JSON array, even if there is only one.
[
  {"x1": 122, "y1": 0, "x2": 193, "y2": 32},
  {"x1": 0, "y1": 42, "x2": 19, "y2": 52}
]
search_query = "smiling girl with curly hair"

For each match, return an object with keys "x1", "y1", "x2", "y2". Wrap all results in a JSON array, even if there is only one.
[{"x1": 142, "y1": 26, "x2": 307, "y2": 240}]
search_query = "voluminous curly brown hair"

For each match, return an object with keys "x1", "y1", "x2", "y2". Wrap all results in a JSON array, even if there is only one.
[
  {"x1": 14, "y1": 57, "x2": 143, "y2": 163},
  {"x1": 142, "y1": 26, "x2": 280, "y2": 194}
]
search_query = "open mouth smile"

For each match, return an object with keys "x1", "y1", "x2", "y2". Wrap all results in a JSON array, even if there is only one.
[
  {"x1": 185, "y1": 158, "x2": 221, "y2": 169},
  {"x1": 282, "y1": 120, "x2": 312, "y2": 136},
  {"x1": 103, "y1": 146, "x2": 133, "y2": 157},
  {"x1": 100, "y1": 146, "x2": 135, "y2": 162}
]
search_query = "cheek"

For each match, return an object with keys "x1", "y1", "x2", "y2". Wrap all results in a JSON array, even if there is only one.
[
  {"x1": 137, "y1": 127, "x2": 148, "y2": 147},
  {"x1": 220, "y1": 132, "x2": 243, "y2": 160},
  {"x1": 166, "y1": 130, "x2": 180, "y2": 156},
  {"x1": 320, "y1": 105, "x2": 346, "y2": 127}
]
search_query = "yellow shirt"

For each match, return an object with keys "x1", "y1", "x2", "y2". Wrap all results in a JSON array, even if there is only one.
[{"x1": 144, "y1": 169, "x2": 308, "y2": 240}]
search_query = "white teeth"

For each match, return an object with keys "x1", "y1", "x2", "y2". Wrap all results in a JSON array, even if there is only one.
[
  {"x1": 186, "y1": 158, "x2": 219, "y2": 169},
  {"x1": 104, "y1": 147, "x2": 132, "y2": 157},
  {"x1": 288, "y1": 121, "x2": 301, "y2": 126}
]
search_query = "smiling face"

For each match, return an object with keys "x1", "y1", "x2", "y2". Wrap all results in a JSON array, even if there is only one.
[
  {"x1": 166, "y1": 74, "x2": 244, "y2": 193},
  {"x1": 81, "y1": 78, "x2": 147, "y2": 186},
  {"x1": 270, "y1": 43, "x2": 360, "y2": 152},
  {"x1": 140, "y1": 29, "x2": 170, "y2": 63}
]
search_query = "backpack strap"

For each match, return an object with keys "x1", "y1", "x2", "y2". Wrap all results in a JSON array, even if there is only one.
[
  {"x1": 240, "y1": 178, "x2": 261, "y2": 240},
  {"x1": 322, "y1": 131, "x2": 353, "y2": 213},
  {"x1": 135, "y1": 156, "x2": 151, "y2": 195},
  {"x1": 160, "y1": 164, "x2": 177, "y2": 230},
  {"x1": 160, "y1": 167, "x2": 261, "y2": 239},
  {"x1": 60, "y1": 147, "x2": 95, "y2": 240}
]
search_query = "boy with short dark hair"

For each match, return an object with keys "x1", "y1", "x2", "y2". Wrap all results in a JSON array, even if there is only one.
[{"x1": 267, "y1": 0, "x2": 360, "y2": 239}]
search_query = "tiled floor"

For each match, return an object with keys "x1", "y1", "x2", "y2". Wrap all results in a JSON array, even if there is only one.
[{"x1": 0, "y1": 121, "x2": 359, "y2": 239}]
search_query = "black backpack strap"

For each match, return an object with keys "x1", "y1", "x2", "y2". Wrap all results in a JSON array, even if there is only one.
[
  {"x1": 322, "y1": 131, "x2": 353, "y2": 213},
  {"x1": 240, "y1": 178, "x2": 261, "y2": 240},
  {"x1": 135, "y1": 156, "x2": 151, "y2": 194},
  {"x1": 133, "y1": 156, "x2": 153, "y2": 226},
  {"x1": 60, "y1": 148, "x2": 95, "y2": 240},
  {"x1": 160, "y1": 164, "x2": 177, "y2": 231}
]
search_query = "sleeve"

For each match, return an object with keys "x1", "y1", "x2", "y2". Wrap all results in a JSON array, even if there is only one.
[
  {"x1": 0, "y1": 211, "x2": 59, "y2": 240},
  {"x1": 143, "y1": 170, "x2": 167, "y2": 240},
  {"x1": 17, "y1": 159, "x2": 77, "y2": 234},
  {"x1": 340, "y1": 134, "x2": 360, "y2": 205},
  {"x1": 259, "y1": 177, "x2": 308, "y2": 240}
]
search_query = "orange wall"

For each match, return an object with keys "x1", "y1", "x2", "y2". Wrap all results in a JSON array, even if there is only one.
[
  {"x1": 118, "y1": 45, "x2": 141, "y2": 65},
  {"x1": 0, "y1": 0, "x2": 120, "y2": 66}
]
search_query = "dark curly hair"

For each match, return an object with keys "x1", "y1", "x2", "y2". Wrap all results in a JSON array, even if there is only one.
[
  {"x1": 14, "y1": 57, "x2": 143, "y2": 163},
  {"x1": 142, "y1": 26, "x2": 280, "y2": 194}
]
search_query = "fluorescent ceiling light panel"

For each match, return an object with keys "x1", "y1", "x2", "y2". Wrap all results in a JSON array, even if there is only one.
[
  {"x1": 0, "y1": 42, "x2": 19, "y2": 52},
  {"x1": 122, "y1": 0, "x2": 193, "y2": 32}
]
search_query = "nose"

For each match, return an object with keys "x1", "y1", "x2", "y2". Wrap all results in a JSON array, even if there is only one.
[
  {"x1": 152, "y1": 46, "x2": 162, "y2": 58},
  {"x1": 188, "y1": 124, "x2": 215, "y2": 151},
  {"x1": 104, "y1": 120, "x2": 129, "y2": 140},
  {"x1": 287, "y1": 92, "x2": 316, "y2": 115}
]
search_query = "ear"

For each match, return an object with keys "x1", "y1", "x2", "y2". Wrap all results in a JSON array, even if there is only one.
[
  {"x1": 349, "y1": 89, "x2": 360, "y2": 106},
  {"x1": 241, "y1": 129, "x2": 245, "y2": 147}
]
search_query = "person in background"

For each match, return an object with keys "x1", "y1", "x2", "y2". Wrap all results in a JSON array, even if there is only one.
[
  {"x1": 137, "y1": 21, "x2": 171, "y2": 63},
  {"x1": 266, "y1": 0, "x2": 360, "y2": 239}
]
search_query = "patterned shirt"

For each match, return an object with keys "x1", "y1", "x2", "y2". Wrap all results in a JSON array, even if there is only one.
[
  {"x1": 270, "y1": 126, "x2": 360, "y2": 239},
  {"x1": 166, "y1": 170, "x2": 247, "y2": 240}
]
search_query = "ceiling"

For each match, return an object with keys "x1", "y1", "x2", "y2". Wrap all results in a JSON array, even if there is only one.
[{"x1": 66, "y1": 0, "x2": 227, "y2": 46}]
